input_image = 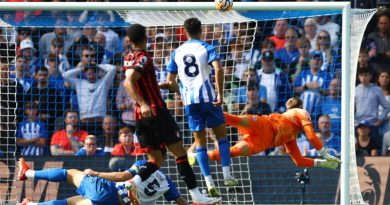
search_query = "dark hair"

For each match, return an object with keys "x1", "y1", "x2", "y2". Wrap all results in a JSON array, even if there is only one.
[
  {"x1": 286, "y1": 97, "x2": 303, "y2": 110},
  {"x1": 262, "y1": 38, "x2": 276, "y2": 49},
  {"x1": 25, "y1": 101, "x2": 38, "y2": 109},
  {"x1": 84, "y1": 63, "x2": 99, "y2": 72},
  {"x1": 247, "y1": 80, "x2": 259, "y2": 90},
  {"x1": 51, "y1": 37, "x2": 64, "y2": 47},
  {"x1": 184, "y1": 18, "x2": 202, "y2": 36},
  {"x1": 119, "y1": 125, "x2": 134, "y2": 134},
  {"x1": 35, "y1": 66, "x2": 49, "y2": 74},
  {"x1": 377, "y1": 69, "x2": 390, "y2": 92},
  {"x1": 357, "y1": 67, "x2": 372, "y2": 75},
  {"x1": 47, "y1": 52, "x2": 59, "y2": 63},
  {"x1": 161, "y1": 147, "x2": 167, "y2": 159},
  {"x1": 224, "y1": 59, "x2": 235, "y2": 68},
  {"x1": 127, "y1": 24, "x2": 146, "y2": 44},
  {"x1": 0, "y1": 57, "x2": 8, "y2": 65},
  {"x1": 112, "y1": 52, "x2": 124, "y2": 66},
  {"x1": 360, "y1": 47, "x2": 369, "y2": 55},
  {"x1": 17, "y1": 27, "x2": 31, "y2": 35},
  {"x1": 64, "y1": 109, "x2": 78, "y2": 118},
  {"x1": 81, "y1": 45, "x2": 96, "y2": 53}
]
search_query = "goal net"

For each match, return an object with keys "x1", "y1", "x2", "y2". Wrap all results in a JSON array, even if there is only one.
[{"x1": 0, "y1": 2, "x2": 377, "y2": 204}]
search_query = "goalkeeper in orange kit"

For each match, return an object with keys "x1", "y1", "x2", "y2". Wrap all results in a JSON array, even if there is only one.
[{"x1": 189, "y1": 98, "x2": 341, "y2": 169}]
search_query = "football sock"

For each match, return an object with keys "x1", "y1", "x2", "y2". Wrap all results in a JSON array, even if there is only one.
[
  {"x1": 176, "y1": 155, "x2": 197, "y2": 189},
  {"x1": 38, "y1": 199, "x2": 68, "y2": 205},
  {"x1": 218, "y1": 138, "x2": 230, "y2": 167},
  {"x1": 196, "y1": 147, "x2": 212, "y2": 179}
]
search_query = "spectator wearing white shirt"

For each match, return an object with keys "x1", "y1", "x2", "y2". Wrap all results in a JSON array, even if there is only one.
[
  {"x1": 303, "y1": 18, "x2": 318, "y2": 52},
  {"x1": 316, "y1": 16, "x2": 340, "y2": 49},
  {"x1": 39, "y1": 20, "x2": 75, "y2": 59},
  {"x1": 62, "y1": 63, "x2": 116, "y2": 135},
  {"x1": 97, "y1": 12, "x2": 119, "y2": 55}
]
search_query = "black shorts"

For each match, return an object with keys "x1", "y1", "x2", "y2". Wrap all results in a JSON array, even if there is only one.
[{"x1": 135, "y1": 108, "x2": 182, "y2": 150}]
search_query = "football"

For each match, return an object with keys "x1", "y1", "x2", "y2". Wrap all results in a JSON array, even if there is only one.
[{"x1": 215, "y1": 0, "x2": 233, "y2": 11}]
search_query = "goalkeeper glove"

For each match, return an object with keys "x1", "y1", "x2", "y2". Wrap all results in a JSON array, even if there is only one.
[
  {"x1": 314, "y1": 159, "x2": 339, "y2": 169},
  {"x1": 318, "y1": 147, "x2": 342, "y2": 164}
]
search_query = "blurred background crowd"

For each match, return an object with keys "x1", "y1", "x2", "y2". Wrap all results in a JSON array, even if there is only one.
[{"x1": 0, "y1": 0, "x2": 389, "y2": 163}]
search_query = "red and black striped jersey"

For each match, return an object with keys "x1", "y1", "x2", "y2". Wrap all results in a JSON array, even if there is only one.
[{"x1": 124, "y1": 50, "x2": 166, "y2": 120}]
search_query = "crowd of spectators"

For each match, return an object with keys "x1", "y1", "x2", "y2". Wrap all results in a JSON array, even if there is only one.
[{"x1": 0, "y1": 0, "x2": 390, "y2": 161}]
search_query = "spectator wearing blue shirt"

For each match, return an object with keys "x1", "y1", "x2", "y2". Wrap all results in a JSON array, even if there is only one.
[
  {"x1": 233, "y1": 69, "x2": 267, "y2": 111},
  {"x1": 355, "y1": 67, "x2": 390, "y2": 149},
  {"x1": 321, "y1": 78, "x2": 341, "y2": 134},
  {"x1": 10, "y1": 56, "x2": 33, "y2": 93},
  {"x1": 26, "y1": 67, "x2": 64, "y2": 136},
  {"x1": 16, "y1": 102, "x2": 48, "y2": 156},
  {"x1": 257, "y1": 51, "x2": 292, "y2": 113},
  {"x1": 240, "y1": 80, "x2": 271, "y2": 116},
  {"x1": 274, "y1": 28, "x2": 300, "y2": 75},
  {"x1": 294, "y1": 51, "x2": 332, "y2": 120},
  {"x1": 75, "y1": 135, "x2": 106, "y2": 157},
  {"x1": 19, "y1": 39, "x2": 42, "y2": 76},
  {"x1": 292, "y1": 37, "x2": 312, "y2": 83},
  {"x1": 315, "y1": 115, "x2": 341, "y2": 155}
]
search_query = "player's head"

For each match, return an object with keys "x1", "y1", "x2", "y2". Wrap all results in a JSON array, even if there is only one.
[
  {"x1": 286, "y1": 97, "x2": 303, "y2": 110},
  {"x1": 127, "y1": 24, "x2": 147, "y2": 45},
  {"x1": 184, "y1": 18, "x2": 202, "y2": 38}
]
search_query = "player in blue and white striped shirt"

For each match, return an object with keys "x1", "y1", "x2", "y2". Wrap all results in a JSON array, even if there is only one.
[
  {"x1": 161, "y1": 17, "x2": 237, "y2": 197},
  {"x1": 18, "y1": 157, "x2": 186, "y2": 205}
]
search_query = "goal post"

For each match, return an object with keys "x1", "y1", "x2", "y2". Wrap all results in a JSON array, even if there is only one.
[{"x1": 0, "y1": 2, "x2": 377, "y2": 204}]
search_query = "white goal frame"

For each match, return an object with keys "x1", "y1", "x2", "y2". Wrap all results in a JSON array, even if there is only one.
[{"x1": 0, "y1": 2, "x2": 352, "y2": 204}]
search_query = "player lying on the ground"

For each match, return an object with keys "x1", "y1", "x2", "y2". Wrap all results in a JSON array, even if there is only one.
[
  {"x1": 189, "y1": 98, "x2": 342, "y2": 169},
  {"x1": 17, "y1": 157, "x2": 187, "y2": 205}
]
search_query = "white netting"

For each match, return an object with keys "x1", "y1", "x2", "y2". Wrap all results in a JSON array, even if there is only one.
[
  {"x1": 0, "y1": 25, "x2": 16, "y2": 204},
  {"x1": 136, "y1": 19, "x2": 257, "y2": 204},
  {"x1": 0, "y1": 5, "x2": 380, "y2": 205},
  {"x1": 349, "y1": 8, "x2": 377, "y2": 205},
  {"x1": 117, "y1": 10, "x2": 253, "y2": 27}
]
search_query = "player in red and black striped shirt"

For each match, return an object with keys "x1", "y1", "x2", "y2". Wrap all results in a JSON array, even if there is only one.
[
  {"x1": 123, "y1": 48, "x2": 165, "y2": 120},
  {"x1": 123, "y1": 24, "x2": 220, "y2": 204}
]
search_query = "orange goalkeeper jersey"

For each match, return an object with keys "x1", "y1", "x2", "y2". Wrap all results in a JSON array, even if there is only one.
[{"x1": 229, "y1": 108, "x2": 323, "y2": 156}]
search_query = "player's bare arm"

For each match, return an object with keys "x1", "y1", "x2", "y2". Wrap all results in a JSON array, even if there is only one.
[
  {"x1": 160, "y1": 73, "x2": 180, "y2": 93},
  {"x1": 83, "y1": 168, "x2": 133, "y2": 182},
  {"x1": 212, "y1": 60, "x2": 224, "y2": 106},
  {"x1": 124, "y1": 68, "x2": 155, "y2": 118}
]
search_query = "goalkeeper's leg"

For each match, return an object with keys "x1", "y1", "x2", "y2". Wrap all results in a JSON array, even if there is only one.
[
  {"x1": 223, "y1": 113, "x2": 250, "y2": 128},
  {"x1": 208, "y1": 141, "x2": 251, "y2": 161}
]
